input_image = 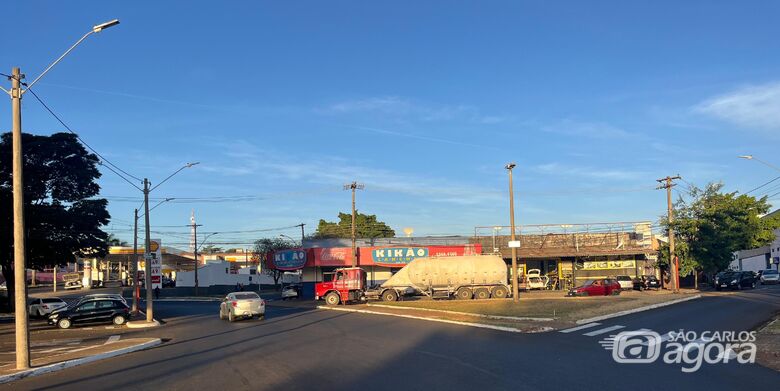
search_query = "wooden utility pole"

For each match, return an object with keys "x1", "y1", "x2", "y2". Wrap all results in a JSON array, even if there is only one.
[
  {"x1": 298, "y1": 223, "x2": 306, "y2": 243},
  {"x1": 344, "y1": 182, "x2": 364, "y2": 268},
  {"x1": 192, "y1": 223, "x2": 203, "y2": 295},
  {"x1": 132, "y1": 208, "x2": 139, "y2": 312},
  {"x1": 10, "y1": 67, "x2": 30, "y2": 369},
  {"x1": 657, "y1": 175, "x2": 681, "y2": 293}
]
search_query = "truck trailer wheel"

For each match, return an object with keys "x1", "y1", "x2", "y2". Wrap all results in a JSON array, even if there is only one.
[
  {"x1": 474, "y1": 288, "x2": 490, "y2": 300},
  {"x1": 490, "y1": 286, "x2": 508, "y2": 299},
  {"x1": 325, "y1": 292, "x2": 341, "y2": 306},
  {"x1": 381, "y1": 290, "x2": 398, "y2": 302},
  {"x1": 455, "y1": 287, "x2": 473, "y2": 300}
]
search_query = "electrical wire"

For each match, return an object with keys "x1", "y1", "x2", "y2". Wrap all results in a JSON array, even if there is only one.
[{"x1": 24, "y1": 86, "x2": 143, "y2": 190}]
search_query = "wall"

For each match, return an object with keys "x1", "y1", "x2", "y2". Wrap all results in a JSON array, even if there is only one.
[
  {"x1": 738, "y1": 253, "x2": 770, "y2": 273},
  {"x1": 176, "y1": 261, "x2": 257, "y2": 287}
]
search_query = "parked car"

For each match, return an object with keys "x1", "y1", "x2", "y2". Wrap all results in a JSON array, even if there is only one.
[
  {"x1": 47, "y1": 298, "x2": 130, "y2": 329},
  {"x1": 219, "y1": 292, "x2": 265, "y2": 322},
  {"x1": 615, "y1": 275, "x2": 634, "y2": 290},
  {"x1": 76, "y1": 293, "x2": 128, "y2": 307},
  {"x1": 29, "y1": 297, "x2": 68, "y2": 317},
  {"x1": 63, "y1": 280, "x2": 83, "y2": 290},
  {"x1": 524, "y1": 269, "x2": 550, "y2": 290},
  {"x1": 162, "y1": 277, "x2": 175, "y2": 288},
  {"x1": 281, "y1": 284, "x2": 300, "y2": 300},
  {"x1": 632, "y1": 275, "x2": 661, "y2": 291},
  {"x1": 567, "y1": 278, "x2": 621, "y2": 296},
  {"x1": 714, "y1": 271, "x2": 757, "y2": 290},
  {"x1": 759, "y1": 269, "x2": 779, "y2": 284}
]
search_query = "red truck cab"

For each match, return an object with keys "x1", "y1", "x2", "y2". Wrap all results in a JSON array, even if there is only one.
[{"x1": 315, "y1": 267, "x2": 367, "y2": 305}]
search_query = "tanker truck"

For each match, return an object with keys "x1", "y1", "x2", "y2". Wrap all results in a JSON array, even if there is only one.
[{"x1": 315, "y1": 255, "x2": 510, "y2": 305}]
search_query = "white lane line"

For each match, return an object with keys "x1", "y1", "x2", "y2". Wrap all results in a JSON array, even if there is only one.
[
  {"x1": 36, "y1": 347, "x2": 71, "y2": 354},
  {"x1": 559, "y1": 322, "x2": 602, "y2": 333},
  {"x1": 584, "y1": 325, "x2": 625, "y2": 336},
  {"x1": 105, "y1": 335, "x2": 120, "y2": 345}
]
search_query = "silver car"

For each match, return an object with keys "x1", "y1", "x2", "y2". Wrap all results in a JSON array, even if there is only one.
[
  {"x1": 615, "y1": 275, "x2": 634, "y2": 290},
  {"x1": 219, "y1": 292, "x2": 265, "y2": 322},
  {"x1": 760, "y1": 269, "x2": 779, "y2": 284},
  {"x1": 29, "y1": 297, "x2": 68, "y2": 317}
]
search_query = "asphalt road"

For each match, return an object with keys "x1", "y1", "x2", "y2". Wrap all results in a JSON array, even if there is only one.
[{"x1": 3, "y1": 286, "x2": 779, "y2": 391}]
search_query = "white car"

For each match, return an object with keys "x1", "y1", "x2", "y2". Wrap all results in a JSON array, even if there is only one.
[
  {"x1": 760, "y1": 269, "x2": 779, "y2": 284},
  {"x1": 281, "y1": 285, "x2": 300, "y2": 300},
  {"x1": 219, "y1": 292, "x2": 265, "y2": 322},
  {"x1": 29, "y1": 298, "x2": 68, "y2": 317},
  {"x1": 524, "y1": 269, "x2": 549, "y2": 290},
  {"x1": 615, "y1": 275, "x2": 634, "y2": 290}
]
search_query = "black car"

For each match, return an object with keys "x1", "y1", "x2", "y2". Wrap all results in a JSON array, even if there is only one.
[
  {"x1": 48, "y1": 298, "x2": 130, "y2": 329},
  {"x1": 632, "y1": 275, "x2": 661, "y2": 291},
  {"x1": 714, "y1": 271, "x2": 757, "y2": 291}
]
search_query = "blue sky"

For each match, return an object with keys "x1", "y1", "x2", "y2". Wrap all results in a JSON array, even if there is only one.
[{"x1": 3, "y1": 1, "x2": 780, "y2": 248}]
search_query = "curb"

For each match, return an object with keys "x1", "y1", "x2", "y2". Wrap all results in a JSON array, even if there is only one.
[
  {"x1": 126, "y1": 320, "x2": 161, "y2": 329},
  {"x1": 317, "y1": 305, "x2": 552, "y2": 333},
  {"x1": 575, "y1": 294, "x2": 702, "y2": 324},
  {"x1": 366, "y1": 303, "x2": 554, "y2": 322},
  {"x1": 0, "y1": 338, "x2": 161, "y2": 384}
]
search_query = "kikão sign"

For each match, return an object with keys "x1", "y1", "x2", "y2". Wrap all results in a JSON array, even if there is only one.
[
  {"x1": 372, "y1": 247, "x2": 429, "y2": 265},
  {"x1": 273, "y1": 249, "x2": 307, "y2": 270}
]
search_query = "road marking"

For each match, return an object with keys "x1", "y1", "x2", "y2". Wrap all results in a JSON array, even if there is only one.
[
  {"x1": 105, "y1": 335, "x2": 121, "y2": 344},
  {"x1": 583, "y1": 325, "x2": 625, "y2": 336},
  {"x1": 559, "y1": 322, "x2": 601, "y2": 333},
  {"x1": 36, "y1": 347, "x2": 71, "y2": 354}
]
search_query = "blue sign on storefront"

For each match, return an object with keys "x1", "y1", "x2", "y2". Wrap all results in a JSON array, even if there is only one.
[
  {"x1": 273, "y1": 250, "x2": 307, "y2": 270},
  {"x1": 372, "y1": 247, "x2": 428, "y2": 265}
]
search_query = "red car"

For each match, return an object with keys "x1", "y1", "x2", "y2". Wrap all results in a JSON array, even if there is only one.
[{"x1": 567, "y1": 278, "x2": 621, "y2": 296}]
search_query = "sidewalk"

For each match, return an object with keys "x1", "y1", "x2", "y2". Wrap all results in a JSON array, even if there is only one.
[{"x1": 0, "y1": 338, "x2": 161, "y2": 384}]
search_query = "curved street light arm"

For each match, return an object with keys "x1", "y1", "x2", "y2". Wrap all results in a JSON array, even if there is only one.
[
  {"x1": 23, "y1": 20, "x2": 119, "y2": 93},
  {"x1": 151, "y1": 162, "x2": 200, "y2": 192}
]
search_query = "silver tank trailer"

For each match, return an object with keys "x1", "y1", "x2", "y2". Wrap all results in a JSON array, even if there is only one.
[{"x1": 377, "y1": 255, "x2": 509, "y2": 299}]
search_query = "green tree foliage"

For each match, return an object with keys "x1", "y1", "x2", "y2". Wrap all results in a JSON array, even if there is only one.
[
  {"x1": 0, "y1": 132, "x2": 109, "y2": 307},
  {"x1": 659, "y1": 182, "x2": 780, "y2": 276},
  {"x1": 107, "y1": 233, "x2": 128, "y2": 247},
  {"x1": 200, "y1": 244, "x2": 224, "y2": 254},
  {"x1": 314, "y1": 211, "x2": 395, "y2": 239},
  {"x1": 253, "y1": 237, "x2": 294, "y2": 287}
]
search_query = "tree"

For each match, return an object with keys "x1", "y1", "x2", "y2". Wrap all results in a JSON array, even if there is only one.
[
  {"x1": 314, "y1": 211, "x2": 395, "y2": 239},
  {"x1": 659, "y1": 182, "x2": 780, "y2": 279},
  {"x1": 0, "y1": 132, "x2": 110, "y2": 309},
  {"x1": 107, "y1": 233, "x2": 128, "y2": 247},
  {"x1": 253, "y1": 237, "x2": 292, "y2": 288},
  {"x1": 200, "y1": 245, "x2": 224, "y2": 254}
]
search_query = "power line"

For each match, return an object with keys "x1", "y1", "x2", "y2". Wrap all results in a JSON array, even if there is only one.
[
  {"x1": 24, "y1": 86, "x2": 143, "y2": 190},
  {"x1": 744, "y1": 175, "x2": 780, "y2": 195}
]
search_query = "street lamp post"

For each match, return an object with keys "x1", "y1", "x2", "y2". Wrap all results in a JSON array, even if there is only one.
[
  {"x1": 505, "y1": 163, "x2": 519, "y2": 303},
  {"x1": 141, "y1": 163, "x2": 198, "y2": 322},
  {"x1": 2, "y1": 19, "x2": 120, "y2": 370}
]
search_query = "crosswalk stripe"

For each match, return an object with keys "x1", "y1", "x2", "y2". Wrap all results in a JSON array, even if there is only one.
[
  {"x1": 559, "y1": 322, "x2": 602, "y2": 333},
  {"x1": 583, "y1": 325, "x2": 625, "y2": 336}
]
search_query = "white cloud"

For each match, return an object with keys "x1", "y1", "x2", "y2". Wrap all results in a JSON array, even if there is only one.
[
  {"x1": 542, "y1": 119, "x2": 637, "y2": 139},
  {"x1": 533, "y1": 162, "x2": 647, "y2": 181},
  {"x1": 317, "y1": 96, "x2": 510, "y2": 124},
  {"x1": 695, "y1": 82, "x2": 780, "y2": 130}
]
